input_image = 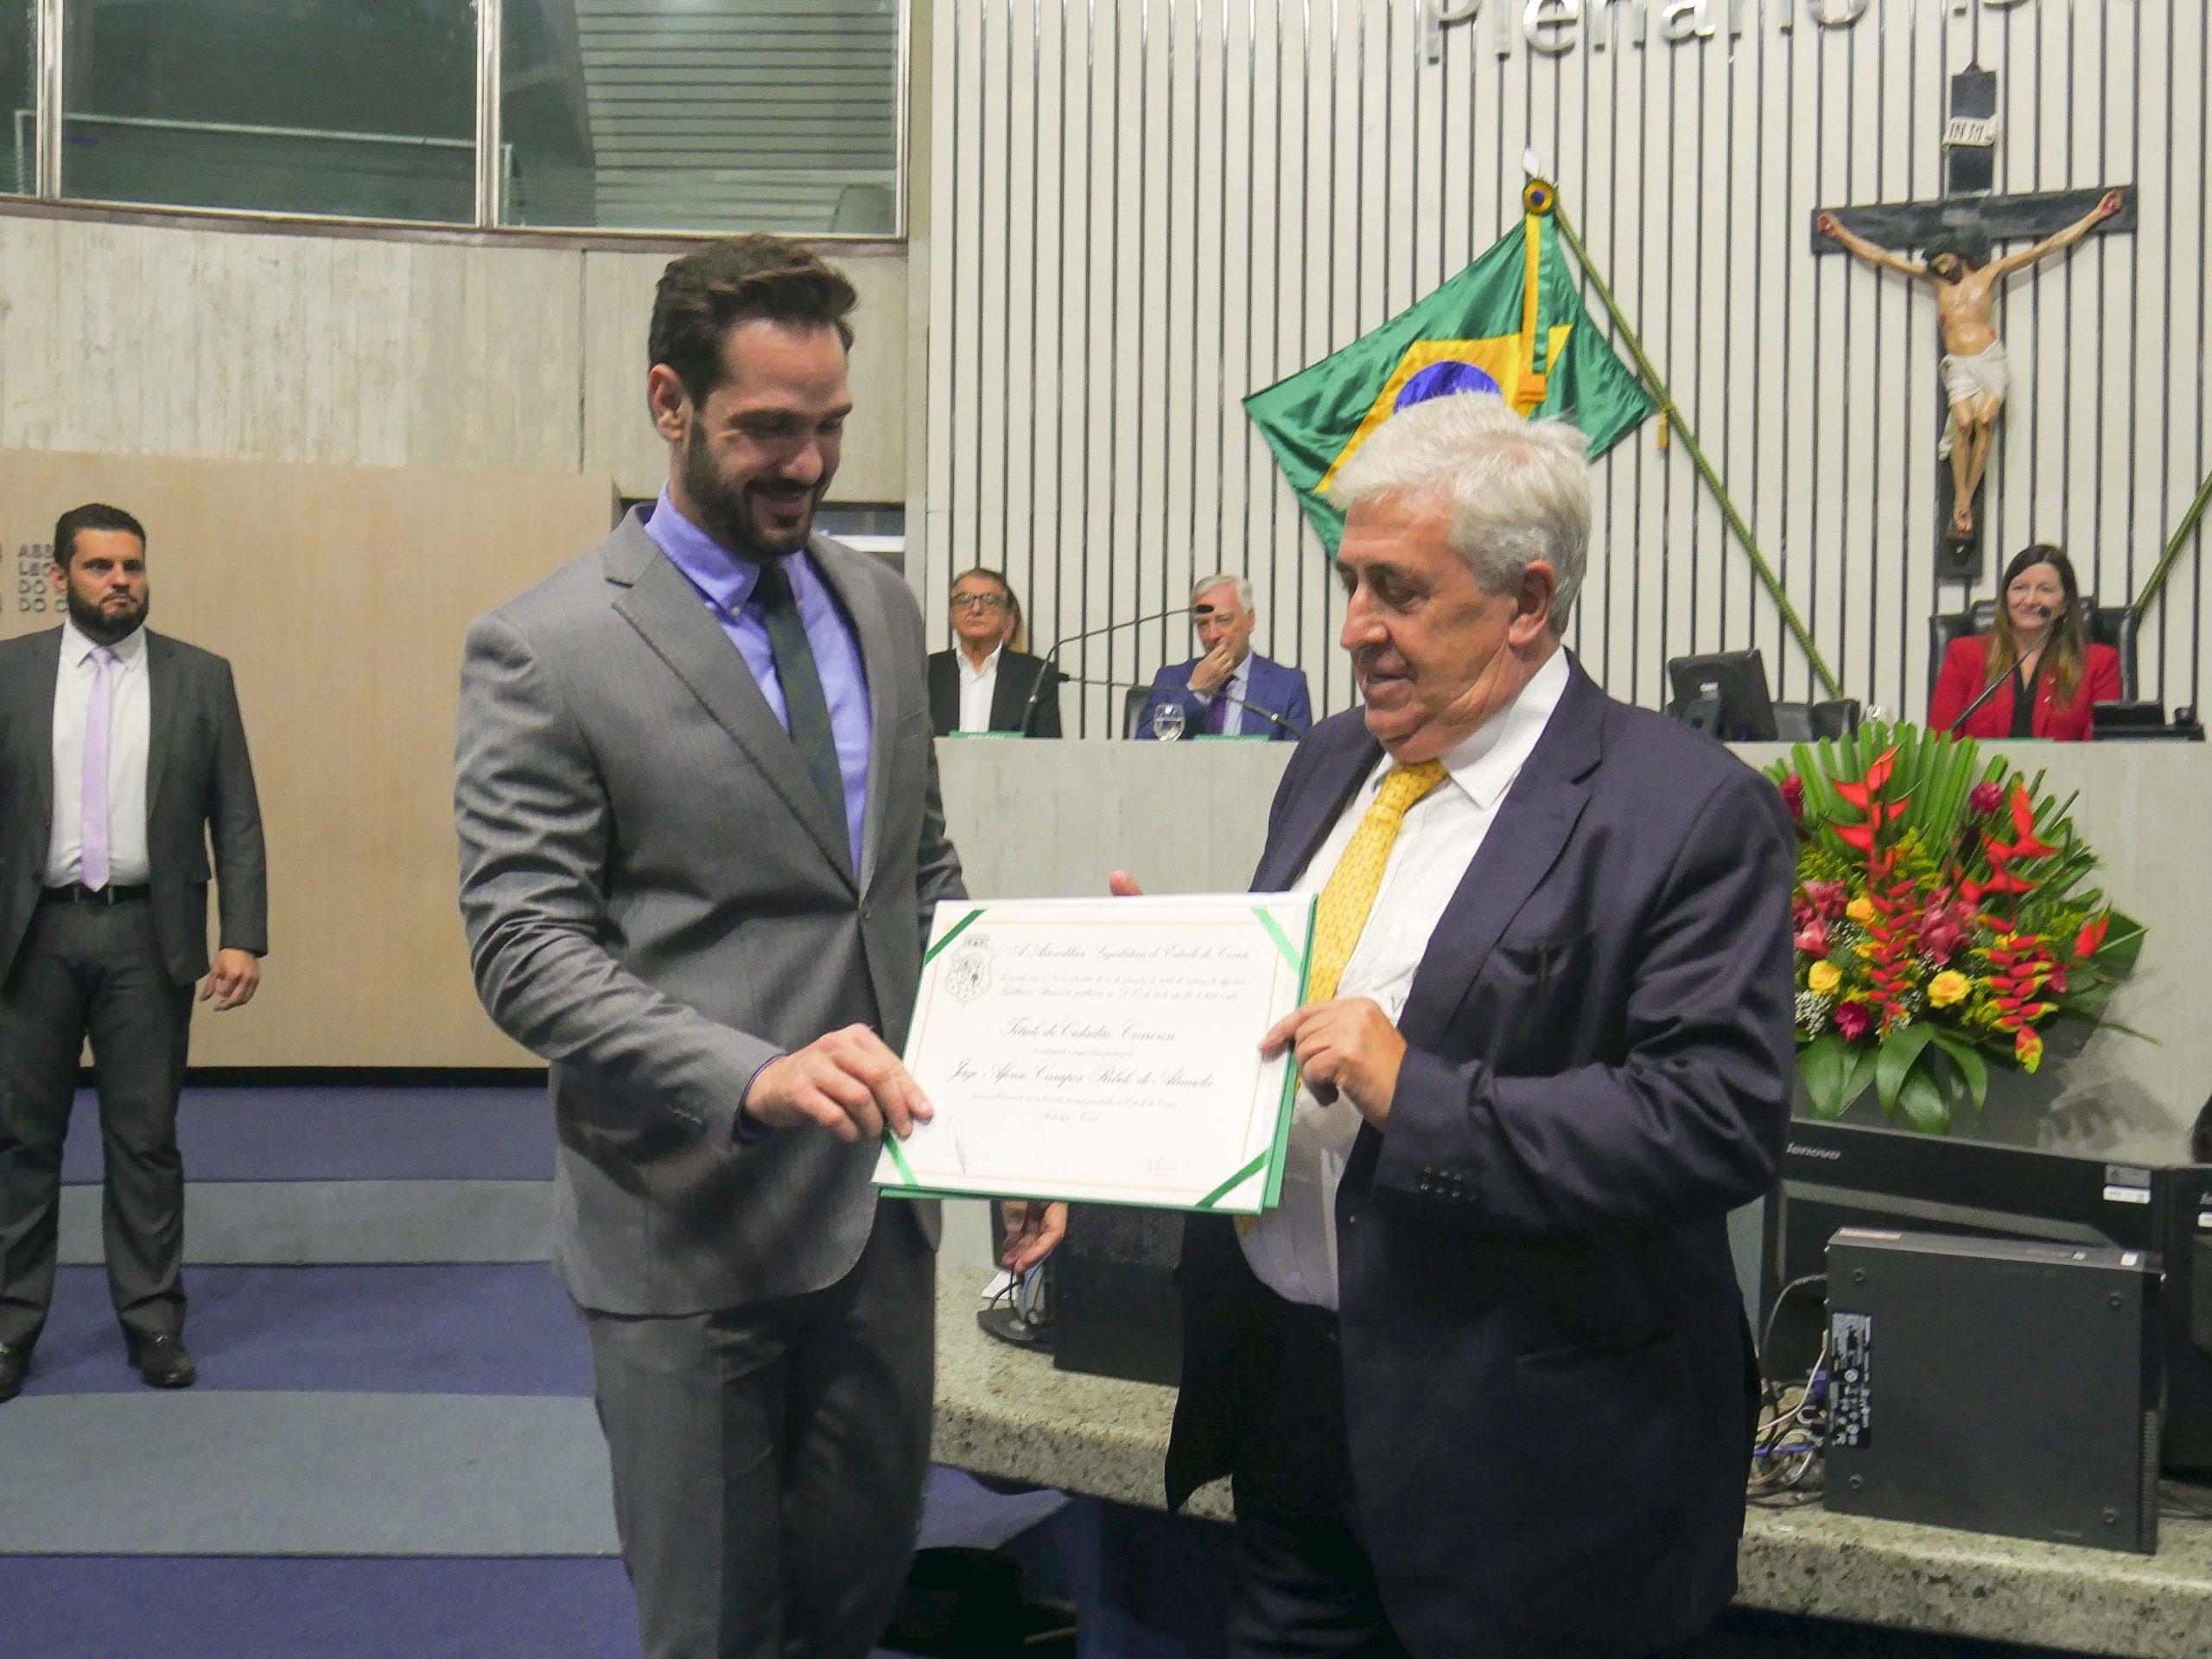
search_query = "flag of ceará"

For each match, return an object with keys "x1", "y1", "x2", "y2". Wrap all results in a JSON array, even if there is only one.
[{"x1": 1245, "y1": 192, "x2": 1655, "y2": 556}]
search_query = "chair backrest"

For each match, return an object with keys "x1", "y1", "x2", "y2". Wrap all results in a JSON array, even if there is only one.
[
  {"x1": 1122, "y1": 684, "x2": 1154, "y2": 740},
  {"x1": 2088, "y1": 603, "x2": 2142, "y2": 702},
  {"x1": 1927, "y1": 600, "x2": 1997, "y2": 696}
]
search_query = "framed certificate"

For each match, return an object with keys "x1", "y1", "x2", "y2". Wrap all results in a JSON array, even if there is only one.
[{"x1": 872, "y1": 893, "x2": 1315, "y2": 1213}]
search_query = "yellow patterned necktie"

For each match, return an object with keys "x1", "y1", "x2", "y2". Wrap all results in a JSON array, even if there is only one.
[
  {"x1": 1308, "y1": 760, "x2": 1450, "y2": 1002},
  {"x1": 1240, "y1": 760, "x2": 1447, "y2": 1239}
]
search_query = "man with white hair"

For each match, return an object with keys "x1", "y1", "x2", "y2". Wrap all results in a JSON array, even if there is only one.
[
  {"x1": 1139, "y1": 572, "x2": 1312, "y2": 739},
  {"x1": 1150, "y1": 393, "x2": 1796, "y2": 1657}
]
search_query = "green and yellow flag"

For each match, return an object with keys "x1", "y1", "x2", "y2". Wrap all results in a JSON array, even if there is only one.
[{"x1": 1246, "y1": 185, "x2": 1656, "y2": 556}]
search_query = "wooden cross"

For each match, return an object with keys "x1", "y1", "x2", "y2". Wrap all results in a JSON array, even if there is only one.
[{"x1": 1812, "y1": 67, "x2": 2133, "y2": 582}]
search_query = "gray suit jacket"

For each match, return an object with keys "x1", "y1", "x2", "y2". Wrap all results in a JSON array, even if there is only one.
[
  {"x1": 454, "y1": 511, "x2": 963, "y2": 1316},
  {"x1": 0, "y1": 627, "x2": 267, "y2": 987}
]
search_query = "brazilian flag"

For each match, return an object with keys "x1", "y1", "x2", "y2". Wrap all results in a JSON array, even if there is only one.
[{"x1": 1246, "y1": 188, "x2": 1656, "y2": 556}]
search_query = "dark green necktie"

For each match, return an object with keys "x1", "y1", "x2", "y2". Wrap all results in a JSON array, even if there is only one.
[{"x1": 752, "y1": 559, "x2": 848, "y2": 843}]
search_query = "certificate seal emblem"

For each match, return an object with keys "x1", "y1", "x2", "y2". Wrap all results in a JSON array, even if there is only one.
[{"x1": 944, "y1": 936, "x2": 993, "y2": 1005}]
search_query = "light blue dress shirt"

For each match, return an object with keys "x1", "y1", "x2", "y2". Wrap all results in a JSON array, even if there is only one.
[{"x1": 642, "y1": 488, "x2": 873, "y2": 874}]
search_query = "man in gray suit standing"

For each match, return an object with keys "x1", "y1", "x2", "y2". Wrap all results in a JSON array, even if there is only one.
[
  {"x1": 457, "y1": 237, "x2": 1043, "y2": 1659},
  {"x1": 0, "y1": 503, "x2": 267, "y2": 1401}
]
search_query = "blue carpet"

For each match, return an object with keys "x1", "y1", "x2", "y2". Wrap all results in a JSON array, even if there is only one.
[
  {"x1": 0, "y1": 1556, "x2": 644, "y2": 1659},
  {"x1": 22, "y1": 1263, "x2": 588, "y2": 1397},
  {"x1": 60, "y1": 1087, "x2": 552, "y2": 1185}
]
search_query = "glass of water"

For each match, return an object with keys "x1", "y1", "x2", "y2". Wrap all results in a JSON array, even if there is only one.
[{"x1": 1151, "y1": 702, "x2": 1186, "y2": 742}]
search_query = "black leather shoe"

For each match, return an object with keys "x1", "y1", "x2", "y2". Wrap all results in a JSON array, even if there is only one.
[
  {"x1": 0, "y1": 1341, "x2": 24, "y2": 1402},
  {"x1": 131, "y1": 1334, "x2": 197, "y2": 1389}
]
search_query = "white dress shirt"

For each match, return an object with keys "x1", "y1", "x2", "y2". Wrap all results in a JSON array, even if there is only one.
[
  {"x1": 1240, "y1": 646, "x2": 1571, "y2": 1310},
  {"x1": 1194, "y1": 653, "x2": 1253, "y2": 736},
  {"x1": 45, "y1": 620, "x2": 154, "y2": 887},
  {"x1": 956, "y1": 644, "x2": 1004, "y2": 734}
]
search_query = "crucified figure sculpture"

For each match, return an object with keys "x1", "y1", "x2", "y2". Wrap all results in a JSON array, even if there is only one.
[{"x1": 1817, "y1": 190, "x2": 2122, "y2": 541}]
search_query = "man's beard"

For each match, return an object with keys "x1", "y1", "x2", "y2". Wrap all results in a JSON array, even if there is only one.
[
  {"x1": 680, "y1": 424, "x2": 817, "y2": 563},
  {"x1": 67, "y1": 585, "x2": 148, "y2": 645}
]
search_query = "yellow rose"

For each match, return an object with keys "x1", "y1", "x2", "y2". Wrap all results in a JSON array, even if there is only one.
[
  {"x1": 1808, "y1": 961, "x2": 1841, "y2": 996},
  {"x1": 1845, "y1": 897, "x2": 1877, "y2": 926},
  {"x1": 1928, "y1": 970, "x2": 1972, "y2": 1008}
]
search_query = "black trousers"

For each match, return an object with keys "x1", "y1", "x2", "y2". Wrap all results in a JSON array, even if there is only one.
[
  {"x1": 582, "y1": 1205, "x2": 937, "y2": 1659},
  {"x1": 1228, "y1": 1287, "x2": 1713, "y2": 1659},
  {"x1": 0, "y1": 896, "x2": 194, "y2": 1351},
  {"x1": 1225, "y1": 1288, "x2": 1410, "y2": 1659}
]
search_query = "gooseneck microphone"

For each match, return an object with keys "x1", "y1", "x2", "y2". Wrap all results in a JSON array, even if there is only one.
[
  {"x1": 1017, "y1": 607, "x2": 1192, "y2": 736},
  {"x1": 1056, "y1": 675, "x2": 1304, "y2": 739}
]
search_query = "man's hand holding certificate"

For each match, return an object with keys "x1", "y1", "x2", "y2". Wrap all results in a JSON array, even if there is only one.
[{"x1": 873, "y1": 892, "x2": 1314, "y2": 1213}]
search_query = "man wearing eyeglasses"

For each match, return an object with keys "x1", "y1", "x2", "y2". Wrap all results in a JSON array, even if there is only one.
[
  {"x1": 1140, "y1": 573, "x2": 1312, "y2": 741},
  {"x1": 925, "y1": 567, "x2": 1062, "y2": 738}
]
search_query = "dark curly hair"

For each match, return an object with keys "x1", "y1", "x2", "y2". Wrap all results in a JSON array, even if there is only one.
[{"x1": 648, "y1": 236, "x2": 858, "y2": 405}]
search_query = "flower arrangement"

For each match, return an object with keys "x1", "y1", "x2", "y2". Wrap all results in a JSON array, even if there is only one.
[{"x1": 1770, "y1": 724, "x2": 2143, "y2": 1133}]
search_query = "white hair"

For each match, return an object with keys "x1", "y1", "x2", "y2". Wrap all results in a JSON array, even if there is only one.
[
  {"x1": 1190, "y1": 571, "x2": 1254, "y2": 612},
  {"x1": 1325, "y1": 393, "x2": 1592, "y2": 635}
]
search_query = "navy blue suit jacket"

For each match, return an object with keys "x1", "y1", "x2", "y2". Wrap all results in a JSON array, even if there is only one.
[
  {"x1": 1166, "y1": 654, "x2": 1796, "y2": 1659},
  {"x1": 1140, "y1": 651, "x2": 1311, "y2": 740}
]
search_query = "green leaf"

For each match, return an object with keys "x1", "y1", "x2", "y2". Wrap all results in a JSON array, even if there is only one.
[
  {"x1": 1925, "y1": 1028, "x2": 1988, "y2": 1112},
  {"x1": 1798, "y1": 1033, "x2": 1850, "y2": 1118},
  {"x1": 1875, "y1": 1025, "x2": 1937, "y2": 1119},
  {"x1": 1897, "y1": 1061, "x2": 1952, "y2": 1133},
  {"x1": 1838, "y1": 1043, "x2": 1881, "y2": 1115}
]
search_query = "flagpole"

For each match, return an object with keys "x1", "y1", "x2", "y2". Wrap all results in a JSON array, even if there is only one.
[
  {"x1": 1534, "y1": 181, "x2": 1846, "y2": 704},
  {"x1": 2133, "y1": 462, "x2": 2212, "y2": 618}
]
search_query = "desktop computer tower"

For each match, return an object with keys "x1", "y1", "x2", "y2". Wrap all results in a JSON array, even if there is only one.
[{"x1": 1823, "y1": 1229, "x2": 2160, "y2": 1554}]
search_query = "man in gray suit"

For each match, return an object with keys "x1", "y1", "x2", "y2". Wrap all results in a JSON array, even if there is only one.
[
  {"x1": 0, "y1": 503, "x2": 267, "y2": 1401},
  {"x1": 457, "y1": 237, "x2": 1052, "y2": 1659}
]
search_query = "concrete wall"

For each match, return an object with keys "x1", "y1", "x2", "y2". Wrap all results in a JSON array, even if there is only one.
[{"x1": 0, "y1": 211, "x2": 910, "y2": 505}]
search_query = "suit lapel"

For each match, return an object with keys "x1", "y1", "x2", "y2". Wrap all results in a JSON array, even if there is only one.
[
  {"x1": 1395, "y1": 658, "x2": 1604, "y2": 1049},
  {"x1": 988, "y1": 654, "x2": 1033, "y2": 733},
  {"x1": 607, "y1": 518, "x2": 855, "y2": 885},
  {"x1": 810, "y1": 537, "x2": 896, "y2": 892},
  {"x1": 143, "y1": 632, "x2": 183, "y2": 812},
  {"x1": 15, "y1": 629, "x2": 63, "y2": 846},
  {"x1": 928, "y1": 652, "x2": 957, "y2": 733},
  {"x1": 1254, "y1": 722, "x2": 1379, "y2": 892}
]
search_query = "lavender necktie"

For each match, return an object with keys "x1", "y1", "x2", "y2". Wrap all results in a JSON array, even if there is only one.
[{"x1": 80, "y1": 645, "x2": 117, "y2": 891}]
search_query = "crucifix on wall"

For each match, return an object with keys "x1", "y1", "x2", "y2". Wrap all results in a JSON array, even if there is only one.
[{"x1": 1809, "y1": 66, "x2": 2133, "y2": 581}]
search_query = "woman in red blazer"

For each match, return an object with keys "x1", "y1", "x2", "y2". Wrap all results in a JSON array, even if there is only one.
[{"x1": 1928, "y1": 543, "x2": 2121, "y2": 741}]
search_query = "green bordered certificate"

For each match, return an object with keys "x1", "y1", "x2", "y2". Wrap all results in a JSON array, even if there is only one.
[{"x1": 872, "y1": 893, "x2": 1316, "y2": 1214}]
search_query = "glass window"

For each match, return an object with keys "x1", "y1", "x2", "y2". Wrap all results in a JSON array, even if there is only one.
[
  {"x1": 500, "y1": 0, "x2": 901, "y2": 236},
  {"x1": 60, "y1": 0, "x2": 478, "y2": 224},
  {"x1": 2, "y1": 3, "x2": 30, "y2": 197}
]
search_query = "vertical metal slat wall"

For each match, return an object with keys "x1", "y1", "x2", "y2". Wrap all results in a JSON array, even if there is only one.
[{"x1": 925, "y1": 0, "x2": 2209, "y2": 734}]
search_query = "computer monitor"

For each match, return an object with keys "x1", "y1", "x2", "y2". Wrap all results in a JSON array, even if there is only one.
[{"x1": 1666, "y1": 650, "x2": 1780, "y2": 741}]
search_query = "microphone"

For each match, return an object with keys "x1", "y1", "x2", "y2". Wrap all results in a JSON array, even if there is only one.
[
  {"x1": 1056, "y1": 676, "x2": 1304, "y2": 740},
  {"x1": 1945, "y1": 671, "x2": 2012, "y2": 736},
  {"x1": 1018, "y1": 607, "x2": 1192, "y2": 736}
]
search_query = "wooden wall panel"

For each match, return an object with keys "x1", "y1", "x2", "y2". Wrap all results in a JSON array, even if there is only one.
[{"x1": 1, "y1": 447, "x2": 617, "y2": 1066}]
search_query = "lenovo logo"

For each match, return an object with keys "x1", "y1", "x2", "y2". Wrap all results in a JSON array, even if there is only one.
[{"x1": 1785, "y1": 1142, "x2": 1843, "y2": 1161}]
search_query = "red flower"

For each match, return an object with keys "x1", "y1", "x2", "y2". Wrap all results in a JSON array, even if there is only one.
[
  {"x1": 1779, "y1": 772, "x2": 1805, "y2": 822},
  {"x1": 1799, "y1": 880, "x2": 1847, "y2": 921},
  {"x1": 2073, "y1": 916, "x2": 2110, "y2": 960},
  {"x1": 1832, "y1": 1002, "x2": 1872, "y2": 1041},
  {"x1": 2046, "y1": 968, "x2": 2070, "y2": 996},
  {"x1": 1917, "y1": 899, "x2": 1972, "y2": 965},
  {"x1": 1794, "y1": 918, "x2": 1830, "y2": 957},
  {"x1": 1967, "y1": 781, "x2": 2005, "y2": 816}
]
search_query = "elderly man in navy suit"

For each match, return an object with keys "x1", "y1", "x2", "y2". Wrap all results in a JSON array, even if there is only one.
[
  {"x1": 1140, "y1": 573, "x2": 1312, "y2": 739},
  {"x1": 1148, "y1": 393, "x2": 1795, "y2": 1658}
]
